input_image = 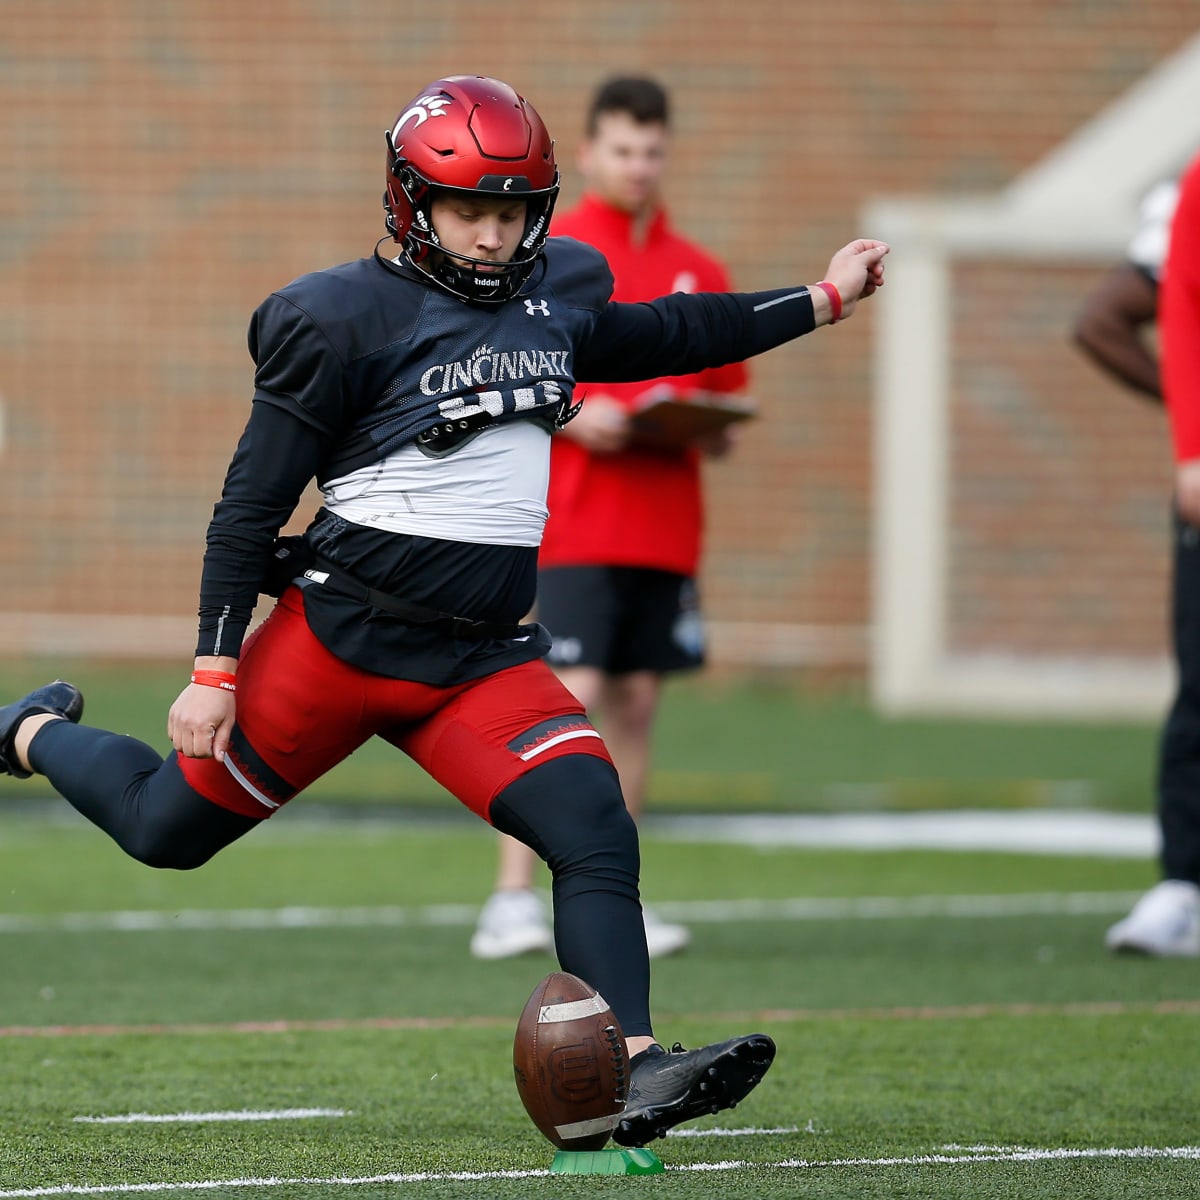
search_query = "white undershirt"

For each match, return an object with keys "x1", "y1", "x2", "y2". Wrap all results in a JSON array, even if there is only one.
[{"x1": 320, "y1": 422, "x2": 551, "y2": 546}]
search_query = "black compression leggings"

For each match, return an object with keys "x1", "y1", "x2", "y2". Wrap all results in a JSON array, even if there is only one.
[
  {"x1": 489, "y1": 754, "x2": 650, "y2": 1037},
  {"x1": 27, "y1": 723, "x2": 652, "y2": 1036},
  {"x1": 28, "y1": 722, "x2": 259, "y2": 868}
]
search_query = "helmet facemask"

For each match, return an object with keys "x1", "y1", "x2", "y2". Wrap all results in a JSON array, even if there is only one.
[{"x1": 385, "y1": 151, "x2": 559, "y2": 304}]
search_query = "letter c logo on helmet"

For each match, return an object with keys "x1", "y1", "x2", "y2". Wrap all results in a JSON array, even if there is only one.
[{"x1": 382, "y1": 75, "x2": 560, "y2": 305}]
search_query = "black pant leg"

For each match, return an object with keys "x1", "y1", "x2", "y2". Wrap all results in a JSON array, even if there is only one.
[
  {"x1": 27, "y1": 722, "x2": 260, "y2": 868},
  {"x1": 489, "y1": 754, "x2": 652, "y2": 1039},
  {"x1": 1158, "y1": 506, "x2": 1200, "y2": 881}
]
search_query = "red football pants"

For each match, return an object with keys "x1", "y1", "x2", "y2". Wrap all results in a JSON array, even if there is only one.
[{"x1": 179, "y1": 588, "x2": 611, "y2": 821}]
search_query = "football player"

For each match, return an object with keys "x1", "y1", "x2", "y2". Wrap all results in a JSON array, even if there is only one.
[{"x1": 0, "y1": 75, "x2": 887, "y2": 1145}]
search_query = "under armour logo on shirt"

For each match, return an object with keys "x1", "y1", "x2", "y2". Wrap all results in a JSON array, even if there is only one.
[{"x1": 523, "y1": 298, "x2": 551, "y2": 317}]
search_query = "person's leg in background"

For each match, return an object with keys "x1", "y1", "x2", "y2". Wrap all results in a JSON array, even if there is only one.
[{"x1": 1108, "y1": 507, "x2": 1200, "y2": 955}]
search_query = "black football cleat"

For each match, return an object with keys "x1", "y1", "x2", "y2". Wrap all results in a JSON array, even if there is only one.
[
  {"x1": 613, "y1": 1032, "x2": 777, "y2": 1147},
  {"x1": 0, "y1": 681, "x2": 84, "y2": 779}
]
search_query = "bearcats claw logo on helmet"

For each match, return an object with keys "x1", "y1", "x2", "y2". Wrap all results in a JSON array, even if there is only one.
[
  {"x1": 391, "y1": 94, "x2": 453, "y2": 137},
  {"x1": 383, "y1": 75, "x2": 560, "y2": 305}
]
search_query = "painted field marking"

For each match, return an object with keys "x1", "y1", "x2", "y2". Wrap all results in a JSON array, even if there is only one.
[
  {"x1": 647, "y1": 809, "x2": 1157, "y2": 858},
  {"x1": 0, "y1": 890, "x2": 1146, "y2": 935},
  {"x1": 72, "y1": 1109, "x2": 348, "y2": 1124},
  {"x1": 4, "y1": 996, "x2": 1200, "y2": 1041},
  {"x1": 0, "y1": 805, "x2": 1158, "y2": 858},
  {"x1": 667, "y1": 1125, "x2": 801, "y2": 1137},
  {"x1": 1, "y1": 1145, "x2": 1199, "y2": 1197},
  {"x1": 778, "y1": 1145, "x2": 1200, "y2": 1166}
]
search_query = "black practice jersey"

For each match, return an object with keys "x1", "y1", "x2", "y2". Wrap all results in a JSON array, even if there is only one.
[{"x1": 197, "y1": 237, "x2": 816, "y2": 685}]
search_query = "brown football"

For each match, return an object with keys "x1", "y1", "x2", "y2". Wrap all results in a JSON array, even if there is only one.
[{"x1": 513, "y1": 971, "x2": 629, "y2": 1151}]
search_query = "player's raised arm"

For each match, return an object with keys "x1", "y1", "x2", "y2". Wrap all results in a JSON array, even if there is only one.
[{"x1": 575, "y1": 238, "x2": 890, "y2": 384}]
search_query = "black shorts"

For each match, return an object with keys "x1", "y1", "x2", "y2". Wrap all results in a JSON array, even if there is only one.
[{"x1": 537, "y1": 565, "x2": 706, "y2": 675}]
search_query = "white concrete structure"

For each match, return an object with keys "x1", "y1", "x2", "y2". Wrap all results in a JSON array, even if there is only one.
[{"x1": 867, "y1": 33, "x2": 1200, "y2": 718}]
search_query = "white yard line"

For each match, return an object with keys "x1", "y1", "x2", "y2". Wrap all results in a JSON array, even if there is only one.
[
  {"x1": 666, "y1": 1125, "x2": 801, "y2": 1137},
  {"x1": 645, "y1": 808, "x2": 1158, "y2": 857},
  {"x1": 1, "y1": 805, "x2": 1157, "y2": 856},
  {"x1": 779, "y1": 1145, "x2": 1200, "y2": 1166},
  {"x1": 1, "y1": 1146, "x2": 1198, "y2": 1196},
  {"x1": 0, "y1": 906, "x2": 475, "y2": 934},
  {"x1": 0, "y1": 890, "x2": 1146, "y2": 935},
  {"x1": 72, "y1": 1110, "x2": 348, "y2": 1125}
]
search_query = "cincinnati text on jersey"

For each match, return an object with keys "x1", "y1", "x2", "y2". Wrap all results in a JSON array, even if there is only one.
[{"x1": 418, "y1": 346, "x2": 571, "y2": 396}]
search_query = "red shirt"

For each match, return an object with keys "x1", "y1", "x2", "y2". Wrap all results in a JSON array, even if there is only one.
[
  {"x1": 539, "y1": 194, "x2": 749, "y2": 574},
  {"x1": 1165, "y1": 152, "x2": 1200, "y2": 462}
]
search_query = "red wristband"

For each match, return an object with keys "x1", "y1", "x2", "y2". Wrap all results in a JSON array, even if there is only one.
[
  {"x1": 816, "y1": 280, "x2": 843, "y2": 324},
  {"x1": 190, "y1": 670, "x2": 237, "y2": 693}
]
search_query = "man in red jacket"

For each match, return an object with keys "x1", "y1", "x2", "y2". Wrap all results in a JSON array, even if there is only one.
[{"x1": 472, "y1": 77, "x2": 751, "y2": 960}]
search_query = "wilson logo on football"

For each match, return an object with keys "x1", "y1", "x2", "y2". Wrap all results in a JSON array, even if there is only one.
[{"x1": 548, "y1": 1042, "x2": 603, "y2": 1103}]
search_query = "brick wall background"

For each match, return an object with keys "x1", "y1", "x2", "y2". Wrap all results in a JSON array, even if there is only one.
[
  {"x1": 947, "y1": 261, "x2": 1171, "y2": 659},
  {"x1": 1, "y1": 2, "x2": 1195, "y2": 670}
]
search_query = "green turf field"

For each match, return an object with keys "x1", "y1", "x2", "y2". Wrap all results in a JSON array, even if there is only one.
[
  {"x1": 1, "y1": 806, "x2": 1196, "y2": 1199},
  {"x1": 0, "y1": 662, "x2": 1162, "y2": 812}
]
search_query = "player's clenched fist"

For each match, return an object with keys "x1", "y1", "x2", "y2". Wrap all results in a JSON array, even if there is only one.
[{"x1": 814, "y1": 239, "x2": 890, "y2": 326}]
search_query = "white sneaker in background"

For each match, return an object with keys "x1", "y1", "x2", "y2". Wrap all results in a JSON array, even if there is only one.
[
  {"x1": 643, "y1": 906, "x2": 690, "y2": 959},
  {"x1": 1105, "y1": 880, "x2": 1200, "y2": 957},
  {"x1": 470, "y1": 889, "x2": 554, "y2": 960}
]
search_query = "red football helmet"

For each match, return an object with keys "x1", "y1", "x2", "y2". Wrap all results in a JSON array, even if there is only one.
[{"x1": 384, "y1": 76, "x2": 560, "y2": 304}]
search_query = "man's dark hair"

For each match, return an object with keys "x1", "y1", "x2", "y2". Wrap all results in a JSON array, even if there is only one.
[{"x1": 586, "y1": 76, "x2": 670, "y2": 135}]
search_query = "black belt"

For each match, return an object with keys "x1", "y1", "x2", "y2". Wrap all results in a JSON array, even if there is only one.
[{"x1": 302, "y1": 558, "x2": 531, "y2": 642}]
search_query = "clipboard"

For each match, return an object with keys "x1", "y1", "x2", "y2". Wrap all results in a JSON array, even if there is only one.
[{"x1": 627, "y1": 390, "x2": 757, "y2": 451}]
